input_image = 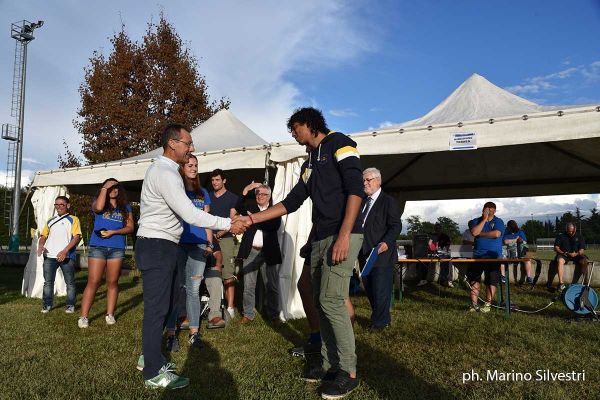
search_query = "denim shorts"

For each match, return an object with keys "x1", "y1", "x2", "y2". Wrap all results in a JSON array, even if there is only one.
[{"x1": 88, "y1": 246, "x2": 125, "y2": 260}]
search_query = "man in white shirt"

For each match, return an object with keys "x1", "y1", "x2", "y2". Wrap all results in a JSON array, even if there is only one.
[{"x1": 136, "y1": 123, "x2": 246, "y2": 390}]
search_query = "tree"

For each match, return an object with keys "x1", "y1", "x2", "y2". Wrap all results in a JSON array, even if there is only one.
[
  {"x1": 436, "y1": 216, "x2": 461, "y2": 242},
  {"x1": 73, "y1": 14, "x2": 229, "y2": 164},
  {"x1": 521, "y1": 220, "x2": 545, "y2": 244}
]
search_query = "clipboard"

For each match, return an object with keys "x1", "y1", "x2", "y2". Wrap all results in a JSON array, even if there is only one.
[{"x1": 360, "y1": 244, "x2": 380, "y2": 278}]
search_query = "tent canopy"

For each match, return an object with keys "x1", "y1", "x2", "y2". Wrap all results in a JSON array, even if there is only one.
[{"x1": 270, "y1": 75, "x2": 600, "y2": 200}]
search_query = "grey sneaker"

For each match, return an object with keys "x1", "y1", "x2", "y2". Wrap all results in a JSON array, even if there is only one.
[
  {"x1": 137, "y1": 354, "x2": 168, "y2": 371},
  {"x1": 65, "y1": 305, "x2": 75, "y2": 314},
  {"x1": 144, "y1": 363, "x2": 189, "y2": 390},
  {"x1": 105, "y1": 314, "x2": 116, "y2": 325},
  {"x1": 78, "y1": 317, "x2": 89, "y2": 328},
  {"x1": 41, "y1": 305, "x2": 51, "y2": 314},
  {"x1": 557, "y1": 283, "x2": 566, "y2": 293},
  {"x1": 468, "y1": 303, "x2": 480, "y2": 312},
  {"x1": 166, "y1": 335, "x2": 180, "y2": 353}
]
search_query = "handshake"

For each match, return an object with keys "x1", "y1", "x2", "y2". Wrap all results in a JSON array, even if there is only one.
[{"x1": 229, "y1": 214, "x2": 253, "y2": 235}]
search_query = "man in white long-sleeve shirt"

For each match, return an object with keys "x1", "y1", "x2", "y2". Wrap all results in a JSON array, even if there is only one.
[{"x1": 136, "y1": 123, "x2": 246, "y2": 389}]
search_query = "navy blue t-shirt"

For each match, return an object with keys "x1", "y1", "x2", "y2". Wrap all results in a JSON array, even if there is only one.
[
  {"x1": 469, "y1": 216, "x2": 505, "y2": 258},
  {"x1": 209, "y1": 190, "x2": 239, "y2": 238}
]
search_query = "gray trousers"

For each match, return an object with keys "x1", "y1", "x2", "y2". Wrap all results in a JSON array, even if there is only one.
[
  {"x1": 311, "y1": 233, "x2": 363, "y2": 375},
  {"x1": 204, "y1": 265, "x2": 224, "y2": 320},
  {"x1": 242, "y1": 248, "x2": 280, "y2": 320}
]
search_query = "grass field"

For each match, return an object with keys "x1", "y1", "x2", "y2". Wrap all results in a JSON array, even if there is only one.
[{"x1": 1, "y1": 266, "x2": 599, "y2": 400}]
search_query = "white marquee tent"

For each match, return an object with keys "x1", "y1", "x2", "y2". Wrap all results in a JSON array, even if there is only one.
[{"x1": 24, "y1": 74, "x2": 600, "y2": 319}]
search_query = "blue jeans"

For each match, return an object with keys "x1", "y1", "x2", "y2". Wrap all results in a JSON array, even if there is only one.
[
  {"x1": 166, "y1": 243, "x2": 208, "y2": 330},
  {"x1": 43, "y1": 257, "x2": 76, "y2": 308}
]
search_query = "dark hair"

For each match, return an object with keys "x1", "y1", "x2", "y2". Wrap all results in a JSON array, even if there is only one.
[
  {"x1": 483, "y1": 201, "x2": 497, "y2": 209},
  {"x1": 286, "y1": 107, "x2": 329, "y2": 136},
  {"x1": 507, "y1": 220, "x2": 519, "y2": 233},
  {"x1": 180, "y1": 155, "x2": 204, "y2": 201},
  {"x1": 210, "y1": 168, "x2": 226, "y2": 180},
  {"x1": 55, "y1": 195, "x2": 69, "y2": 204},
  {"x1": 96, "y1": 178, "x2": 130, "y2": 224},
  {"x1": 161, "y1": 123, "x2": 190, "y2": 149}
]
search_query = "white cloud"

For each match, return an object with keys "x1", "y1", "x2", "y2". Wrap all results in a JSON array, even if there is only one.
[
  {"x1": 506, "y1": 61, "x2": 600, "y2": 96},
  {"x1": 0, "y1": 169, "x2": 35, "y2": 188},
  {"x1": 329, "y1": 109, "x2": 358, "y2": 118}
]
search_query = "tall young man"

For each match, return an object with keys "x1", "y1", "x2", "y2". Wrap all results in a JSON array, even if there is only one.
[
  {"x1": 208, "y1": 169, "x2": 240, "y2": 319},
  {"x1": 136, "y1": 124, "x2": 245, "y2": 390},
  {"x1": 238, "y1": 107, "x2": 364, "y2": 399}
]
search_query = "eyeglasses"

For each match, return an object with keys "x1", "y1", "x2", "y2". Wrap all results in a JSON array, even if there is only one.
[
  {"x1": 256, "y1": 193, "x2": 269, "y2": 197},
  {"x1": 363, "y1": 177, "x2": 377, "y2": 183},
  {"x1": 172, "y1": 138, "x2": 194, "y2": 148},
  {"x1": 54, "y1": 203, "x2": 67, "y2": 207}
]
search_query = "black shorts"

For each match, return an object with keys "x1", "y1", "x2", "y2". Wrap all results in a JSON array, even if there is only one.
[
  {"x1": 555, "y1": 254, "x2": 588, "y2": 265},
  {"x1": 212, "y1": 241, "x2": 221, "y2": 252},
  {"x1": 467, "y1": 261, "x2": 501, "y2": 286}
]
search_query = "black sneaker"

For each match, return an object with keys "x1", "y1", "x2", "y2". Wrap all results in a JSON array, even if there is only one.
[
  {"x1": 166, "y1": 335, "x2": 180, "y2": 353},
  {"x1": 300, "y1": 367, "x2": 338, "y2": 383},
  {"x1": 188, "y1": 333, "x2": 204, "y2": 349},
  {"x1": 320, "y1": 370, "x2": 359, "y2": 399},
  {"x1": 290, "y1": 341, "x2": 321, "y2": 357}
]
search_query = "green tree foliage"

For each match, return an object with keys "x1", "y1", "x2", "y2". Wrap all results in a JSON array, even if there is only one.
[
  {"x1": 73, "y1": 13, "x2": 229, "y2": 164},
  {"x1": 406, "y1": 215, "x2": 461, "y2": 243},
  {"x1": 521, "y1": 219, "x2": 548, "y2": 244}
]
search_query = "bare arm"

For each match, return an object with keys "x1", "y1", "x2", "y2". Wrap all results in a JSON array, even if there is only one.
[{"x1": 37, "y1": 235, "x2": 48, "y2": 256}]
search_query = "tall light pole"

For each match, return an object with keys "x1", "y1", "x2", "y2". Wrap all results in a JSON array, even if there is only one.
[{"x1": 3, "y1": 20, "x2": 43, "y2": 251}]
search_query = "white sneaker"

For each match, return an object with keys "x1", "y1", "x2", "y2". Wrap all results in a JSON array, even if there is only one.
[
  {"x1": 445, "y1": 281, "x2": 454, "y2": 288},
  {"x1": 227, "y1": 307, "x2": 236, "y2": 319},
  {"x1": 41, "y1": 306, "x2": 51, "y2": 314},
  {"x1": 78, "y1": 317, "x2": 89, "y2": 328},
  {"x1": 65, "y1": 305, "x2": 75, "y2": 314},
  {"x1": 105, "y1": 314, "x2": 116, "y2": 325},
  {"x1": 416, "y1": 280, "x2": 428, "y2": 287}
]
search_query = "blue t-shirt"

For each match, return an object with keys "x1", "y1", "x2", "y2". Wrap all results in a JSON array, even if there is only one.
[
  {"x1": 469, "y1": 216, "x2": 505, "y2": 258},
  {"x1": 180, "y1": 188, "x2": 211, "y2": 244},
  {"x1": 89, "y1": 204, "x2": 133, "y2": 249},
  {"x1": 503, "y1": 230, "x2": 527, "y2": 242}
]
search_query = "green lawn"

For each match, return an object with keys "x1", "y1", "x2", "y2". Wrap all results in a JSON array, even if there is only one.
[{"x1": 1, "y1": 266, "x2": 599, "y2": 400}]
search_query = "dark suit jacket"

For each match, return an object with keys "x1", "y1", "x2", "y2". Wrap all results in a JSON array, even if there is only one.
[
  {"x1": 236, "y1": 202, "x2": 282, "y2": 266},
  {"x1": 358, "y1": 190, "x2": 402, "y2": 268}
]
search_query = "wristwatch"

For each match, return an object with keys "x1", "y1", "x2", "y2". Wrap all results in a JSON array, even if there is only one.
[{"x1": 208, "y1": 243, "x2": 214, "y2": 249}]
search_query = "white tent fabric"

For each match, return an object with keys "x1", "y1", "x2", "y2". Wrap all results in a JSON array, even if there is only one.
[
  {"x1": 22, "y1": 186, "x2": 68, "y2": 298},
  {"x1": 272, "y1": 158, "x2": 314, "y2": 320},
  {"x1": 125, "y1": 109, "x2": 268, "y2": 161}
]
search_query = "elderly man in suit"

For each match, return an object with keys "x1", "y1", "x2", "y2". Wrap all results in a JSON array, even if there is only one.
[{"x1": 356, "y1": 167, "x2": 402, "y2": 332}]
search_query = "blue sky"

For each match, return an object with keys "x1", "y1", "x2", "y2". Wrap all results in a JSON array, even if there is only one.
[{"x1": 1, "y1": 0, "x2": 599, "y2": 228}]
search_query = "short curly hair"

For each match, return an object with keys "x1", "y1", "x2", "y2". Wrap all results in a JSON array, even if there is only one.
[{"x1": 287, "y1": 107, "x2": 329, "y2": 136}]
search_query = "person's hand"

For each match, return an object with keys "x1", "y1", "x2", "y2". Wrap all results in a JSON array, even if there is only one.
[
  {"x1": 229, "y1": 217, "x2": 249, "y2": 235},
  {"x1": 37, "y1": 246, "x2": 46, "y2": 257},
  {"x1": 242, "y1": 181, "x2": 262, "y2": 196},
  {"x1": 299, "y1": 241, "x2": 312, "y2": 259},
  {"x1": 100, "y1": 230, "x2": 114, "y2": 238},
  {"x1": 482, "y1": 208, "x2": 490, "y2": 219},
  {"x1": 331, "y1": 234, "x2": 350, "y2": 264},
  {"x1": 56, "y1": 249, "x2": 67, "y2": 262},
  {"x1": 516, "y1": 236, "x2": 523, "y2": 243},
  {"x1": 204, "y1": 246, "x2": 214, "y2": 256},
  {"x1": 377, "y1": 242, "x2": 389, "y2": 254},
  {"x1": 234, "y1": 215, "x2": 253, "y2": 228}
]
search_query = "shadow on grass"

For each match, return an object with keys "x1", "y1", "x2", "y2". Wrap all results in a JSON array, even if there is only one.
[
  {"x1": 162, "y1": 341, "x2": 238, "y2": 400},
  {"x1": 356, "y1": 338, "x2": 449, "y2": 399}
]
